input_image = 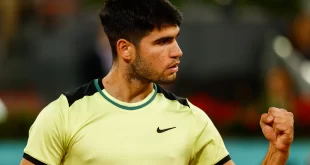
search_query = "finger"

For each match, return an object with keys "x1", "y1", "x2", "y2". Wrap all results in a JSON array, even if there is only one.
[
  {"x1": 287, "y1": 112, "x2": 294, "y2": 119},
  {"x1": 272, "y1": 112, "x2": 294, "y2": 125},
  {"x1": 274, "y1": 124, "x2": 294, "y2": 139},
  {"x1": 274, "y1": 117, "x2": 291, "y2": 124},
  {"x1": 268, "y1": 107, "x2": 287, "y2": 118},
  {"x1": 277, "y1": 118, "x2": 294, "y2": 130},
  {"x1": 260, "y1": 113, "x2": 274, "y2": 128},
  {"x1": 275, "y1": 123, "x2": 289, "y2": 132}
]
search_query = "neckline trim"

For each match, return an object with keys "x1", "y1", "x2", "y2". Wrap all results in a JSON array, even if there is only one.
[{"x1": 94, "y1": 79, "x2": 157, "y2": 110}]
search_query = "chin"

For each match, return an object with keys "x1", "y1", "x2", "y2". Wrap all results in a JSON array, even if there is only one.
[{"x1": 156, "y1": 74, "x2": 177, "y2": 84}]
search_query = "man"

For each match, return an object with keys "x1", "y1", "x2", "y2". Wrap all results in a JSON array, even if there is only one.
[{"x1": 20, "y1": 0, "x2": 294, "y2": 165}]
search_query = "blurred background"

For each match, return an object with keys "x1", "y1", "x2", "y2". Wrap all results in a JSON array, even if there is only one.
[{"x1": 0, "y1": 0, "x2": 310, "y2": 164}]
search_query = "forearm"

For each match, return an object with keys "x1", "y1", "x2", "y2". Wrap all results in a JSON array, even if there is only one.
[{"x1": 261, "y1": 143, "x2": 289, "y2": 165}]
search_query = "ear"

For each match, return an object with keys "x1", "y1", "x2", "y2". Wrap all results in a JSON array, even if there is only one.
[{"x1": 116, "y1": 39, "x2": 134, "y2": 61}]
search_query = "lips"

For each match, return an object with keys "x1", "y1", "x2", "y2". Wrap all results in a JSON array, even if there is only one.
[
  {"x1": 168, "y1": 62, "x2": 180, "y2": 73},
  {"x1": 168, "y1": 62, "x2": 180, "y2": 69}
]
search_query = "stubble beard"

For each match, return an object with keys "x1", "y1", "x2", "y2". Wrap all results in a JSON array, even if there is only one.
[
  {"x1": 129, "y1": 52, "x2": 154, "y2": 84},
  {"x1": 129, "y1": 52, "x2": 176, "y2": 85}
]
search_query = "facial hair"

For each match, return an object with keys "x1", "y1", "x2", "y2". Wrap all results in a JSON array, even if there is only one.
[{"x1": 130, "y1": 51, "x2": 176, "y2": 84}]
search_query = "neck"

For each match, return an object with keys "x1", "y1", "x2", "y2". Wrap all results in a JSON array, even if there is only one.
[{"x1": 102, "y1": 64, "x2": 154, "y2": 103}]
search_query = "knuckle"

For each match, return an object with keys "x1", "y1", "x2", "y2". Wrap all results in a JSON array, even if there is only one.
[
  {"x1": 261, "y1": 113, "x2": 268, "y2": 120},
  {"x1": 269, "y1": 107, "x2": 276, "y2": 112},
  {"x1": 290, "y1": 120, "x2": 294, "y2": 126},
  {"x1": 280, "y1": 108, "x2": 288, "y2": 112},
  {"x1": 287, "y1": 112, "x2": 294, "y2": 118}
]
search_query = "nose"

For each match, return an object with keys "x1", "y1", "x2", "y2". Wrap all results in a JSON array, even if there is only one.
[{"x1": 170, "y1": 41, "x2": 183, "y2": 58}]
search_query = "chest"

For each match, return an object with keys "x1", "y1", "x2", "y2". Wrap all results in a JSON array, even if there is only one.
[{"x1": 65, "y1": 112, "x2": 195, "y2": 165}]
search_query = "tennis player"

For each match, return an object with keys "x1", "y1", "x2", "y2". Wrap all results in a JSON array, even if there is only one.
[{"x1": 20, "y1": 0, "x2": 294, "y2": 164}]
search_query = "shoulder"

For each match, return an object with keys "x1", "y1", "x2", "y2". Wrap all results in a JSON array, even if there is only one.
[
  {"x1": 63, "y1": 79, "x2": 99, "y2": 107},
  {"x1": 30, "y1": 94, "x2": 69, "y2": 133},
  {"x1": 156, "y1": 85, "x2": 211, "y2": 121},
  {"x1": 37, "y1": 79, "x2": 99, "y2": 119},
  {"x1": 188, "y1": 101, "x2": 213, "y2": 125},
  {"x1": 39, "y1": 94, "x2": 69, "y2": 117},
  {"x1": 156, "y1": 84, "x2": 190, "y2": 107}
]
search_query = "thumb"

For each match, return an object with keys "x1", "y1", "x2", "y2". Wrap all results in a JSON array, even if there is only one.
[
  {"x1": 260, "y1": 113, "x2": 273, "y2": 128},
  {"x1": 260, "y1": 113, "x2": 276, "y2": 141},
  {"x1": 262, "y1": 124, "x2": 276, "y2": 141}
]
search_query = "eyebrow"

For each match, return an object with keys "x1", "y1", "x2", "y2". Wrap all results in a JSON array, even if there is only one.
[{"x1": 153, "y1": 31, "x2": 180, "y2": 44}]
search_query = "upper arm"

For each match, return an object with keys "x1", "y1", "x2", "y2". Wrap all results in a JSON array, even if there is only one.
[
  {"x1": 224, "y1": 160, "x2": 236, "y2": 165},
  {"x1": 22, "y1": 95, "x2": 69, "y2": 165},
  {"x1": 20, "y1": 158, "x2": 35, "y2": 165}
]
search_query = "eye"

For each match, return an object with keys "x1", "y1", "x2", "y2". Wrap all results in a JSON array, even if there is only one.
[
  {"x1": 158, "y1": 40, "x2": 166, "y2": 45},
  {"x1": 157, "y1": 38, "x2": 173, "y2": 45}
]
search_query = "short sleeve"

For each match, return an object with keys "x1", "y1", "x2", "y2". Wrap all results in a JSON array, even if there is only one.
[
  {"x1": 190, "y1": 110, "x2": 231, "y2": 165},
  {"x1": 23, "y1": 95, "x2": 69, "y2": 165}
]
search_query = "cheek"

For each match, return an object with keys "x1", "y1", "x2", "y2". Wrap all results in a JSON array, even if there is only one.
[
  {"x1": 149, "y1": 56, "x2": 167, "y2": 74},
  {"x1": 139, "y1": 44, "x2": 169, "y2": 74},
  {"x1": 148, "y1": 49, "x2": 168, "y2": 68}
]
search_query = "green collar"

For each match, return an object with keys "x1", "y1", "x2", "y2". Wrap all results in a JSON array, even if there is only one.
[{"x1": 94, "y1": 79, "x2": 157, "y2": 110}]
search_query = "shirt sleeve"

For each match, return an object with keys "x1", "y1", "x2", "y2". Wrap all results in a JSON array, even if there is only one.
[
  {"x1": 23, "y1": 95, "x2": 69, "y2": 165},
  {"x1": 189, "y1": 104, "x2": 231, "y2": 165}
]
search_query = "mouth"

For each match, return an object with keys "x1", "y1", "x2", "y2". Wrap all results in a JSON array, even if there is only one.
[
  {"x1": 168, "y1": 62, "x2": 180, "y2": 73},
  {"x1": 168, "y1": 61, "x2": 180, "y2": 68}
]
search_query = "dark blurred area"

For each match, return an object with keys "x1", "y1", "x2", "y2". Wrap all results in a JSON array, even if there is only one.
[
  {"x1": 0, "y1": 0, "x2": 310, "y2": 164},
  {"x1": 0, "y1": 0, "x2": 310, "y2": 137}
]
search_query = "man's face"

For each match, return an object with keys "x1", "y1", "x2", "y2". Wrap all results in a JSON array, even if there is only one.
[{"x1": 130, "y1": 25, "x2": 183, "y2": 84}]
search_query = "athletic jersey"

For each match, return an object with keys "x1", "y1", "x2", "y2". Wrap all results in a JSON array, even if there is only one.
[{"x1": 23, "y1": 78, "x2": 231, "y2": 165}]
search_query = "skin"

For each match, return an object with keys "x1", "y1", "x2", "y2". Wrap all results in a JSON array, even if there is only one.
[
  {"x1": 101, "y1": 25, "x2": 182, "y2": 103},
  {"x1": 260, "y1": 107, "x2": 294, "y2": 165},
  {"x1": 20, "y1": 25, "x2": 294, "y2": 165}
]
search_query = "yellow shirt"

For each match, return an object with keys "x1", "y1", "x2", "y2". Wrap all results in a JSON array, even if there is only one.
[{"x1": 23, "y1": 78, "x2": 230, "y2": 165}]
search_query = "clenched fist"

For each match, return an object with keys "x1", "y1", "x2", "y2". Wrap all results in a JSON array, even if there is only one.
[{"x1": 260, "y1": 107, "x2": 294, "y2": 152}]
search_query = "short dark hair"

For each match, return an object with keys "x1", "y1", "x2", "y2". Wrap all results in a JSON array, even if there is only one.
[{"x1": 99, "y1": 0, "x2": 183, "y2": 60}]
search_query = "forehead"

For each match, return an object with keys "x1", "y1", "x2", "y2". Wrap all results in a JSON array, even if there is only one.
[{"x1": 142, "y1": 25, "x2": 180, "y2": 41}]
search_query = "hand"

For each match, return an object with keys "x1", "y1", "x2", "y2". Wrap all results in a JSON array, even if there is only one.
[{"x1": 260, "y1": 107, "x2": 294, "y2": 152}]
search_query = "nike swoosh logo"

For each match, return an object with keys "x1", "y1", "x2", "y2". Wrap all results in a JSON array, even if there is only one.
[{"x1": 157, "y1": 127, "x2": 176, "y2": 133}]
